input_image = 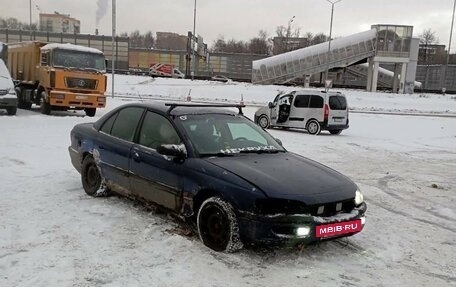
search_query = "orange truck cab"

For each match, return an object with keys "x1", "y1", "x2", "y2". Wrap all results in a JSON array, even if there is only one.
[{"x1": 7, "y1": 41, "x2": 107, "y2": 117}]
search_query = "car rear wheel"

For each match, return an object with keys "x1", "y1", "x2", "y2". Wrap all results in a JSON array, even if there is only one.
[
  {"x1": 258, "y1": 114, "x2": 270, "y2": 129},
  {"x1": 197, "y1": 197, "x2": 243, "y2": 252},
  {"x1": 329, "y1": 129, "x2": 343, "y2": 135},
  {"x1": 81, "y1": 155, "x2": 102, "y2": 196},
  {"x1": 306, "y1": 119, "x2": 321, "y2": 135}
]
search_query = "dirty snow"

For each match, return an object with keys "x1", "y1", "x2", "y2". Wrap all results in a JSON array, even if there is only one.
[{"x1": 1, "y1": 76, "x2": 455, "y2": 287}]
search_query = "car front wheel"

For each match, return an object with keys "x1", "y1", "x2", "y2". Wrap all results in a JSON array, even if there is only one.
[
  {"x1": 197, "y1": 197, "x2": 243, "y2": 252},
  {"x1": 306, "y1": 119, "x2": 321, "y2": 135},
  {"x1": 258, "y1": 114, "x2": 270, "y2": 129}
]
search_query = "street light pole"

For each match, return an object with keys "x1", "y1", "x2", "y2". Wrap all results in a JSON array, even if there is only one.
[
  {"x1": 324, "y1": 0, "x2": 342, "y2": 91},
  {"x1": 285, "y1": 16, "x2": 295, "y2": 52},
  {"x1": 192, "y1": 0, "x2": 197, "y2": 81},
  {"x1": 29, "y1": 0, "x2": 32, "y2": 38},
  {"x1": 112, "y1": 0, "x2": 116, "y2": 98},
  {"x1": 443, "y1": 0, "x2": 456, "y2": 93}
]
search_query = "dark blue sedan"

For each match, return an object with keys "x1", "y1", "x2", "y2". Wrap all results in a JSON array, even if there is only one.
[{"x1": 68, "y1": 102, "x2": 366, "y2": 252}]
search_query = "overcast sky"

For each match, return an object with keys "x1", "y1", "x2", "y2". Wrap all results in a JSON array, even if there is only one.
[{"x1": 1, "y1": 0, "x2": 456, "y2": 51}]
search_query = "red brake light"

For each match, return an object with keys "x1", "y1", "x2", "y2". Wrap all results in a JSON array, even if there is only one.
[{"x1": 324, "y1": 104, "x2": 329, "y2": 120}]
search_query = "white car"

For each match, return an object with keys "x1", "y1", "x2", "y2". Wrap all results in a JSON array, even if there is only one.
[
  {"x1": 0, "y1": 59, "x2": 17, "y2": 116},
  {"x1": 254, "y1": 90, "x2": 349, "y2": 135},
  {"x1": 211, "y1": 75, "x2": 232, "y2": 83}
]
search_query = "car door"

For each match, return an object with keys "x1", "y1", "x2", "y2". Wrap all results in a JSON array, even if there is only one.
[
  {"x1": 96, "y1": 106, "x2": 145, "y2": 192},
  {"x1": 328, "y1": 94, "x2": 348, "y2": 126},
  {"x1": 289, "y1": 94, "x2": 310, "y2": 128},
  {"x1": 307, "y1": 95, "x2": 325, "y2": 122},
  {"x1": 269, "y1": 94, "x2": 281, "y2": 125},
  {"x1": 129, "y1": 110, "x2": 184, "y2": 211}
]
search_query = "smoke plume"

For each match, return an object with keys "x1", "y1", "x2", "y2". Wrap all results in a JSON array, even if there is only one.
[{"x1": 96, "y1": 0, "x2": 109, "y2": 26}]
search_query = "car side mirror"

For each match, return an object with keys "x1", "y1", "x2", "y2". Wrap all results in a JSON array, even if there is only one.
[
  {"x1": 157, "y1": 144, "x2": 187, "y2": 159},
  {"x1": 268, "y1": 102, "x2": 274, "y2": 109},
  {"x1": 275, "y1": 138, "x2": 283, "y2": 146}
]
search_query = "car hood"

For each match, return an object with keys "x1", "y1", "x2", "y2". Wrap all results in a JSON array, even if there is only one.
[
  {"x1": 0, "y1": 77, "x2": 14, "y2": 90},
  {"x1": 204, "y1": 152, "x2": 357, "y2": 205}
]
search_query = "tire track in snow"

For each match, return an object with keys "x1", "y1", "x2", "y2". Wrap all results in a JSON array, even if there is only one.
[
  {"x1": 367, "y1": 199, "x2": 456, "y2": 234},
  {"x1": 378, "y1": 175, "x2": 456, "y2": 223}
]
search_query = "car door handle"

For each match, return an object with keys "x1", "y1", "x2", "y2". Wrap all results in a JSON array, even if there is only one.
[{"x1": 133, "y1": 151, "x2": 140, "y2": 162}]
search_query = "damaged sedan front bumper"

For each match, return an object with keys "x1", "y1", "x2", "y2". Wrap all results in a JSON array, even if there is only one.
[{"x1": 237, "y1": 202, "x2": 367, "y2": 246}]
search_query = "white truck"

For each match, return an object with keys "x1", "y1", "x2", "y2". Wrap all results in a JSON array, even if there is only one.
[{"x1": 149, "y1": 63, "x2": 185, "y2": 79}]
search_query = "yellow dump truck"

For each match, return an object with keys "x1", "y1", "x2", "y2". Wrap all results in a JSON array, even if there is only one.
[{"x1": 7, "y1": 41, "x2": 107, "y2": 116}]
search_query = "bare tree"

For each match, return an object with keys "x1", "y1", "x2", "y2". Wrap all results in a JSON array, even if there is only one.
[
  {"x1": 211, "y1": 36, "x2": 250, "y2": 53},
  {"x1": 419, "y1": 29, "x2": 438, "y2": 64},
  {"x1": 419, "y1": 29, "x2": 439, "y2": 89},
  {"x1": 0, "y1": 17, "x2": 37, "y2": 31},
  {"x1": 248, "y1": 30, "x2": 271, "y2": 55},
  {"x1": 311, "y1": 33, "x2": 329, "y2": 45}
]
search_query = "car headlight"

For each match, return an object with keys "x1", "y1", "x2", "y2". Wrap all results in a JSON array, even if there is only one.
[
  {"x1": 8, "y1": 87, "x2": 16, "y2": 95},
  {"x1": 354, "y1": 190, "x2": 364, "y2": 206}
]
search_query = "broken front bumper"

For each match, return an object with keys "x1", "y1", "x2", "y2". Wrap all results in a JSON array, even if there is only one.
[{"x1": 238, "y1": 202, "x2": 367, "y2": 246}]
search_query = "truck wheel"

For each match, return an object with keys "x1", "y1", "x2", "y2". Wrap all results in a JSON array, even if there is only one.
[
  {"x1": 6, "y1": 107, "x2": 17, "y2": 115},
  {"x1": 40, "y1": 93, "x2": 51, "y2": 115},
  {"x1": 85, "y1": 108, "x2": 96, "y2": 117}
]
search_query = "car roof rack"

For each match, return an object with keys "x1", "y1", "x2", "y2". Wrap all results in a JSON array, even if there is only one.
[{"x1": 165, "y1": 103, "x2": 246, "y2": 115}]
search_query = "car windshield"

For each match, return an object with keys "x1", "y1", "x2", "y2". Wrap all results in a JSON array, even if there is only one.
[
  {"x1": 53, "y1": 49, "x2": 106, "y2": 71},
  {"x1": 177, "y1": 114, "x2": 285, "y2": 156}
]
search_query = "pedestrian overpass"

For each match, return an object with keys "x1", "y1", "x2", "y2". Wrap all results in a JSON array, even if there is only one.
[{"x1": 252, "y1": 25, "x2": 419, "y2": 94}]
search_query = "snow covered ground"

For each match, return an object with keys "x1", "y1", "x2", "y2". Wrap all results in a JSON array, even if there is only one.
[{"x1": 1, "y1": 76, "x2": 455, "y2": 287}]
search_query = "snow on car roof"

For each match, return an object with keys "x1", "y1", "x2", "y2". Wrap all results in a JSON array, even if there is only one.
[{"x1": 41, "y1": 43, "x2": 103, "y2": 54}]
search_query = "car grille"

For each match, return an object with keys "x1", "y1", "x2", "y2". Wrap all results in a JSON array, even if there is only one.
[
  {"x1": 66, "y1": 78, "x2": 97, "y2": 89},
  {"x1": 0, "y1": 89, "x2": 8, "y2": 96},
  {"x1": 255, "y1": 198, "x2": 355, "y2": 217},
  {"x1": 308, "y1": 200, "x2": 355, "y2": 217}
]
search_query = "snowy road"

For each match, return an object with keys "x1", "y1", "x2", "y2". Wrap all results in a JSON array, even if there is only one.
[{"x1": 1, "y1": 78, "x2": 456, "y2": 287}]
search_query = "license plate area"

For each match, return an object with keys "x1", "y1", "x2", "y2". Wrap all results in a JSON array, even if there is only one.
[
  {"x1": 75, "y1": 95, "x2": 88, "y2": 100},
  {"x1": 333, "y1": 117, "x2": 344, "y2": 123},
  {"x1": 316, "y1": 219, "x2": 362, "y2": 238}
]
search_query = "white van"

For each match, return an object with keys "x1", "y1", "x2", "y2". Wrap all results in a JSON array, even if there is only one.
[
  {"x1": 254, "y1": 90, "x2": 349, "y2": 135},
  {"x1": 0, "y1": 59, "x2": 17, "y2": 115}
]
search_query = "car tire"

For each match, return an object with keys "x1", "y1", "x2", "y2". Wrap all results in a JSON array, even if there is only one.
[
  {"x1": 85, "y1": 108, "x2": 96, "y2": 117},
  {"x1": 258, "y1": 114, "x2": 270, "y2": 129},
  {"x1": 6, "y1": 107, "x2": 17, "y2": 115},
  {"x1": 329, "y1": 129, "x2": 342, "y2": 135},
  {"x1": 306, "y1": 119, "x2": 321, "y2": 135},
  {"x1": 40, "y1": 92, "x2": 51, "y2": 115},
  {"x1": 81, "y1": 155, "x2": 102, "y2": 196},
  {"x1": 197, "y1": 197, "x2": 243, "y2": 252}
]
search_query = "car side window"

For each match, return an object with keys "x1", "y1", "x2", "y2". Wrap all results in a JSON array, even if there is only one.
[
  {"x1": 294, "y1": 94, "x2": 311, "y2": 108},
  {"x1": 309, "y1": 95, "x2": 324, "y2": 108},
  {"x1": 110, "y1": 107, "x2": 144, "y2": 142},
  {"x1": 138, "y1": 111, "x2": 181, "y2": 149},
  {"x1": 100, "y1": 112, "x2": 118, "y2": 134}
]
